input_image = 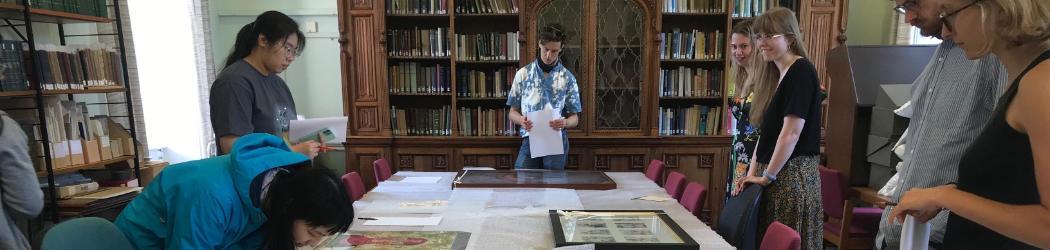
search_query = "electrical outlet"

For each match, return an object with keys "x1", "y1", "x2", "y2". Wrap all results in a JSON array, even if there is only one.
[{"x1": 304, "y1": 21, "x2": 318, "y2": 33}]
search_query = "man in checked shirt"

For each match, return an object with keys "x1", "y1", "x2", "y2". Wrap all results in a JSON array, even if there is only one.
[{"x1": 875, "y1": 0, "x2": 1008, "y2": 249}]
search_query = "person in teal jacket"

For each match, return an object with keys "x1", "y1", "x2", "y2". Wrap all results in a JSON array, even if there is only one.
[{"x1": 115, "y1": 133, "x2": 354, "y2": 249}]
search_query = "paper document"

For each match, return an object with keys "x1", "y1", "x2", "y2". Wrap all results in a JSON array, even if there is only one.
[
  {"x1": 290, "y1": 117, "x2": 348, "y2": 144},
  {"x1": 399, "y1": 176, "x2": 442, "y2": 183},
  {"x1": 525, "y1": 106, "x2": 563, "y2": 158},
  {"x1": 900, "y1": 215, "x2": 931, "y2": 250},
  {"x1": 632, "y1": 195, "x2": 673, "y2": 202},
  {"x1": 362, "y1": 216, "x2": 443, "y2": 226}
]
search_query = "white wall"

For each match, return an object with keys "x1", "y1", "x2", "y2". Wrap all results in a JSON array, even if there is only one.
[
  {"x1": 209, "y1": 0, "x2": 343, "y2": 119},
  {"x1": 128, "y1": 0, "x2": 207, "y2": 163}
]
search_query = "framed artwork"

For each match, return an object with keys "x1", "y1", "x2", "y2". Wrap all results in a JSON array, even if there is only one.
[
  {"x1": 453, "y1": 170, "x2": 617, "y2": 190},
  {"x1": 549, "y1": 210, "x2": 699, "y2": 250}
]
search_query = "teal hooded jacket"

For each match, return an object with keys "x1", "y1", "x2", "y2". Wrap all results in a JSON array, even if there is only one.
[{"x1": 115, "y1": 133, "x2": 309, "y2": 249}]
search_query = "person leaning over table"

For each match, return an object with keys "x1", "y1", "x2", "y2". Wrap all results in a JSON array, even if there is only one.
[
  {"x1": 210, "y1": 10, "x2": 320, "y2": 158},
  {"x1": 888, "y1": 0, "x2": 1050, "y2": 248},
  {"x1": 506, "y1": 24, "x2": 582, "y2": 170}
]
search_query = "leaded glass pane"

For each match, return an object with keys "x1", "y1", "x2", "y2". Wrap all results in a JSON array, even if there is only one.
[{"x1": 595, "y1": 0, "x2": 643, "y2": 129}]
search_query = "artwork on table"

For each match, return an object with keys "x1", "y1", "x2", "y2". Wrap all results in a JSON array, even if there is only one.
[
  {"x1": 324, "y1": 231, "x2": 470, "y2": 250},
  {"x1": 453, "y1": 170, "x2": 616, "y2": 190},
  {"x1": 550, "y1": 210, "x2": 699, "y2": 250}
]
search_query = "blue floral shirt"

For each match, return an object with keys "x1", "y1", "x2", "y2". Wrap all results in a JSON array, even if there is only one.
[{"x1": 506, "y1": 60, "x2": 582, "y2": 137}]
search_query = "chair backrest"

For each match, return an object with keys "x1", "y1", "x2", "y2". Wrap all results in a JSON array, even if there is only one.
[
  {"x1": 342, "y1": 172, "x2": 367, "y2": 201},
  {"x1": 819, "y1": 166, "x2": 845, "y2": 219},
  {"x1": 679, "y1": 182, "x2": 708, "y2": 218},
  {"x1": 645, "y1": 160, "x2": 665, "y2": 186},
  {"x1": 759, "y1": 221, "x2": 802, "y2": 250},
  {"x1": 717, "y1": 184, "x2": 763, "y2": 250},
  {"x1": 373, "y1": 158, "x2": 392, "y2": 183},
  {"x1": 43, "y1": 217, "x2": 135, "y2": 250},
  {"x1": 664, "y1": 171, "x2": 688, "y2": 200}
]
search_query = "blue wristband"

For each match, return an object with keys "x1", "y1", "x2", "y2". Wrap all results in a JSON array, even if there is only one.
[{"x1": 762, "y1": 172, "x2": 777, "y2": 182}]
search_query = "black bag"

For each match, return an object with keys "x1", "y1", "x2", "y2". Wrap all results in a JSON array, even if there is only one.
[{"x1": 717, "y1": 184, "x2": 763, "y2": 250}]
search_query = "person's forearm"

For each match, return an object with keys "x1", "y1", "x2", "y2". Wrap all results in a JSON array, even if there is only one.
[
  {"x1": 745, "y1": 138, "x2": 761, "y2": 177},
  {"x1": 939, "y1": 188, "x2": 1050, "y2": 248},
  {"x1": 764, "y1": 117, "x2": 804, "y2": 178},
  {"x1": 564, "y1": 114, "x2": 579, "y2": 128},
  {"x1": 509, "y1": 108, "x2": 526, "y2": 125},
  {"x1": 219, "y1": 135, "x2": 239, "y2": 155}
]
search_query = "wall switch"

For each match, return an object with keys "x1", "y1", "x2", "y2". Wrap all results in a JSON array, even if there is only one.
[{"x1": 304, "y1": 21, "x2": 318, "y2": 33}]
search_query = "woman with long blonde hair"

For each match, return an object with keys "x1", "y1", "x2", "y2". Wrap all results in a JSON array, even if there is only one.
[
  {"x1": 727, "y1": 19, "x2": 768, "y2": 195},
  {"x1": 733, "y1": 7, "x2": 824, "y2": 249},
  {"x1": 889, "y1": 0, "x2": 1050, "y2": 248}
]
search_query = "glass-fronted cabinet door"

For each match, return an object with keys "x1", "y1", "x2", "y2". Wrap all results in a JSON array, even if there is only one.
[{"x1": 594, "y1": 0, "x2": 644, "y2": 131}]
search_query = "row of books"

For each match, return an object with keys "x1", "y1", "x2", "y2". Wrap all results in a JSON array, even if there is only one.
[
  {"x1": 0, "y1": 41, "x2": 27, "y2": 92},
  {"x1": 456, "y1": 107, "x2": 517, "y2": 136},
  {"x1": 388, "y1": 27, "x2": 450, "y2": 57},
  {"x1": 663, "y1": 0, "x2": 726, "y2": 14},
  {"x1": 34, "y1": 44, "x2": 125, "y2": 91},
  {"x1": 456, "y1": 32, "x2": 520, "y2": 61},
  {"x1": 391, "y1": 105, "x2": 453, "y2": 136},
  {"x1": 386, "y1": 0, "x2": 448, "y2": 14},
  {"x1": 659, "y1": 29, "x2": 725, "y2": 60},
  {"x1": 658, "y1": 105, "x2": 724, "y2": 136},
  {"x1": 659, "y1": 67, "x2": 724, "y2": 97},
  {"x1": 454, "y1": 0, "x2": 518, "y2": 14},
  {"x1": 732, "y1": 0, "x2": 775, "y2": 18},
  {"x1": 389, "y1": 62, "x2": 452, "y2": 94},
  {"x1": 1, "y1": 0, "x2": 110, "y2": 18},
  {"x1": 457, "y1": 66, "x2": 515, "y2": 98}
]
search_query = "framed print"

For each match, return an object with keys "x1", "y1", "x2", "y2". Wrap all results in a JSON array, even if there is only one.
[
  {"x1": 452, "y1": 170, "x2": 617, "y2": 190},
  {"x1": 549, "y1": 210, "x2": 699, "y2": 250}
]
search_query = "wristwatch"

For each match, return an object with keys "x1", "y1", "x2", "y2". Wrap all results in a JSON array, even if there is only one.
[{"x1": 762, "y1": 172, "x2": 777, "y2": 183}]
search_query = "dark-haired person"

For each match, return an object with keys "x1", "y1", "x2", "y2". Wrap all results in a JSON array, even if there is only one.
[
  {"x1": 210, "y1": 10, "x2": 320, "y2": 158},
  {"x1": 115, "y1": 133, "x2": 354, "y2": 249},
  {"x1": 506, "y1": 24, "x2": 582, "y2": 170},
  {"x1": 0, "y1": 111, "x2": 43, "y2": 250}
]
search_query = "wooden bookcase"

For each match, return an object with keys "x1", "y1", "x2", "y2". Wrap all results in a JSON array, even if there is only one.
[{"x1": 339, "y1": 0, "x2": 848, "y2": 226}]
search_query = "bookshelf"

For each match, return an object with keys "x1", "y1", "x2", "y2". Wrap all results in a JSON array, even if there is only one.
[
  {"x1": 341, "y1": 0, "x2": 849, "y2": 225},
  {"x1": 0, "y1": 0, "x2": 141, "y2": 224}
]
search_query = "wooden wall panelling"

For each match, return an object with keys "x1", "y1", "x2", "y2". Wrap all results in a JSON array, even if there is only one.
[
  {"x1": 458, "y1": 148, "x2": 520, "y2": 170},
  {"x1": 347, "y1": 146, "x2": 387, "y2": 188},
  {"x1": 799, "y1": 0, "x2": 849, "y2": 132},
  {"x1": 393, "y1": 148, "x2": 454, "y2": 172},
  {"x1": 659, "y1": 147, "x2": 727, "y2": 225},
  {"x1": 591, "y1": 148, "x2": 651, "y2": 172}
]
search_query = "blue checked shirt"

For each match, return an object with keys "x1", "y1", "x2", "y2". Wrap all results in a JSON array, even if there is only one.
[
  {"x1": 875, "y1": 41, "x2": 1007, "y2": 249},
  {"x1": 506, "y1": 60, "x2": 582, "y2": 137}
]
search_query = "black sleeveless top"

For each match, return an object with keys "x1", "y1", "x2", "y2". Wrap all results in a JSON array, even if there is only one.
[{"x1": 941, "y1": 51, "x2": 1050, "y2": 249}]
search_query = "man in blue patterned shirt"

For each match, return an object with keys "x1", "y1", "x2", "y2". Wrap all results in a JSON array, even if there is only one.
[{"x1": 506, "y1": 24, "x2": 582, "y2": 170}]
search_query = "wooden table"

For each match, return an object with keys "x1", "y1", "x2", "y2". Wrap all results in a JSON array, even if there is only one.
[{"x1": 852, "y1": 186, "x2": 892, "y2": 208}]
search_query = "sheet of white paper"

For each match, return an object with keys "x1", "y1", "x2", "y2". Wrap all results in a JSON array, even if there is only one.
[
  {"x1": 362, "y1": 216, "x2": 443, "y2": 226},
  {"x1": 900, "y1": 215, "x2": 931, "y2": 250},
  {"x1": 526, "y1": 106, "x2": 563, "y2": 158},
  {"x1": 289, "y1": 117, "x2": 348, "y2": 144},
  {"x1": 399, "y1": 176, "x2": 442, "y2": 183}
]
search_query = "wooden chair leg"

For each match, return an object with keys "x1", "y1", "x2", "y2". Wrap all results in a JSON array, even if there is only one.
[{"x1": 840, "y1": 200, "x2": 854, "y2": 249}]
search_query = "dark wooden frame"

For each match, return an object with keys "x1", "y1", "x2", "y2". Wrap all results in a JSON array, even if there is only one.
[
  {"x1": 453, "y1": 170, "x2": 617, "y2": 190},
  {"x1": 549, "y1": 210, "x2": 700, "y2": 250}
]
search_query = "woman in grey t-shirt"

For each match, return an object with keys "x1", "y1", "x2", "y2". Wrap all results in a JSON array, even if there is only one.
[{"x1": 210, "y1": 11, "x2": 320, "y2": 158}]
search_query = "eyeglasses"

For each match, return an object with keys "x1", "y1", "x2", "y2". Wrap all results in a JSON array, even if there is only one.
[
  {"x1": 894, "y1": 0, "x2": 919, "y2": 14},
  {"x1": 939, "y1": 0, "x2": 981, "y2": 33},
  {"x1": 753, "y1": 33, "x2": 785, "y2": 41},
  {"x1": 282, "y1": 43, "x2": 300, "y2": 58}
]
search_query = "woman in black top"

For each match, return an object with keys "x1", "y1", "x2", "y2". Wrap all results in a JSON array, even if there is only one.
[
  {"x1": 888, "y1": 0, "x2": 1050, "y2": 248},
  {"x1": 210, "y1": 11, "x2": 321, "y2": 157},
  {"x1": 733, "y1": 7, "x2": 824, "y2": 249}
]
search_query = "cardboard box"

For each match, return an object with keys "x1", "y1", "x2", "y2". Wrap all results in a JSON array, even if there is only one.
[
  {"x1": 98, "y1": 136, "x2": 112, "y2": 160},
  {"x1": 83, "y1": 139, "x2": 101, "y2": 163},
  {"x1": 140, "y1": 161, "x2": 169, "y2": 187},
  {"x1": 111, "y1": 139, "x2": 123, "y2": 157},
  {"x1": 50, "y1": 141, "x2": 71, "y2": 169}
]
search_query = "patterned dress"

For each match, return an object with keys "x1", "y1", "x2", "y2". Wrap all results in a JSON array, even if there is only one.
[{"x1": 728, "y1": 94, "x2": 759, "y2": 195}]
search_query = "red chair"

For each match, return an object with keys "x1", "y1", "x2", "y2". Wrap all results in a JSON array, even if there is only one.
[
  {"x1": 341, "y1": 172, "x2": 367, "y2": 201},
  {"x1": 679, "y1": 181, "x2": 708, "y2": 219},
  {"x1": 664, "y1": 171, "x2": 688, "y2": 200},
  {"x1": 820, "y1": 166, "x2": 883, "y2": 249},
  {"x1": 760, "y1": 221, "x2": 801, "y2": 250},
  {"x1": 644, "y1": 160, "x2": 666, "y2": 186},
  {"x1": 373, "y1": 158, "x2": 392, "y2": 183}
]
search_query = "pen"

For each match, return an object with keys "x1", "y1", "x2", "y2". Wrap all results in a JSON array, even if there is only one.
[
  {"x1": 319, "y1": 145, "x2": 334, "y2": 153},
  {"x1": 357, "y1": 217, "x2": 378, "y2": 220}
]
